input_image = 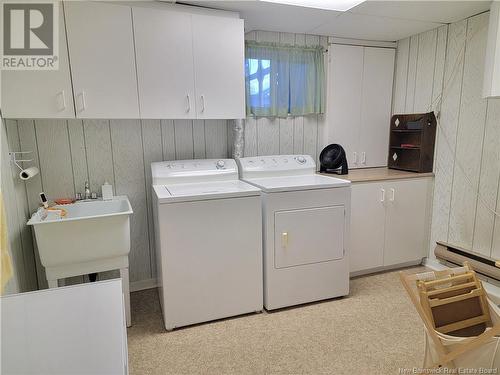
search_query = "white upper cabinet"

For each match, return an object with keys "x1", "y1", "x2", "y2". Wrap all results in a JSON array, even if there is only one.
[
  {"x1": 132, "y1": 9, "x2": 245, "y2": 120},
  {"x1": 1, "y1": 4, "x2": 74, "y2": 119},
  {"x1": 64, "y1": 1, "x2": 139, "y2": 119},
  {"x1": 327, "y1": 45, "x2": 395, "y2": 169},
  {"x1": 359, "y1": 47, "x2": 395, "y2": 168},
  {"x1": 192, "y1": 14, "x2": 245, "y2": 119},
  {"x1": 133, "y1": 8, "x2": 196, "y2": 119},
  {"x1": 328, "y1": 45, "x2": 364, "y2": 168}
]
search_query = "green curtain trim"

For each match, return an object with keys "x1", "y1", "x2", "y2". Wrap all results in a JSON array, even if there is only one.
[{"x1": 245, "y1": 40, "x2": 325, "y2": 52}]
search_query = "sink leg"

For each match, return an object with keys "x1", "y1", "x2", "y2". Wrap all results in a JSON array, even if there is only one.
[
  {"x1": 120, "y1": 268, "x2": 131, "y2": 327},
  {"x1": 47, "y1": 279, "x2": 58, "y2": 288}
]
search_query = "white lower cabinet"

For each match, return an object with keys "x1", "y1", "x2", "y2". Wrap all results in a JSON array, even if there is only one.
[{"x1": 350, "y1": 177, "x2": 432, "y2": 274}]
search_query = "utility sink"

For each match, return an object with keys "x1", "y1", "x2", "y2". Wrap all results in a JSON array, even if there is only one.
[{"x1": 27, "y1": 196, "x2": 133, "y2": 284}]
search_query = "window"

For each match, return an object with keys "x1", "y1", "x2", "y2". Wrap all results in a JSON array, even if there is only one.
[{"x1": 245, "y1": 41, "x2": 325, "y2": 118}]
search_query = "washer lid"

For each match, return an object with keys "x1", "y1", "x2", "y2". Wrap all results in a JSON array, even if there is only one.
[
  {"x1": 242, "y1": 174, "x2": 350, "y2": 193},
  {"x1": 154, "y1": 180, "x2": 261, "y2": 203}
]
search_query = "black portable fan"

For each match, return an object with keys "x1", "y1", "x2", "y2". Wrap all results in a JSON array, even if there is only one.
[{"x1": 319, "y1": 144, "x2": 348, "y2": 175}]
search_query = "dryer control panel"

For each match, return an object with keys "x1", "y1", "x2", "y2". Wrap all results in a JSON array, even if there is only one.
[{"x1": 237, "y1": 155, "x2": 316, "y2": 179}]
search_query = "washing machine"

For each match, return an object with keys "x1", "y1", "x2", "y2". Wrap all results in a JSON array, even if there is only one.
[
  {"x1": 237, "y1": 155, "x2": 351, "y2": 310},
  {"x1": 152, "y1": 159, "x2": 263, "y2": 330}
]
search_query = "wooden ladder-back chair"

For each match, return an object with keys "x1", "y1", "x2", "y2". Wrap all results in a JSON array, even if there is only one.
[{"x1": 400, "y1": 264, "x2": 500, "y2": 369}]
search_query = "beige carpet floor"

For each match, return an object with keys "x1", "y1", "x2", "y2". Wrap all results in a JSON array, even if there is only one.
[{"x1": 127, "y1": 268, "x2": 425, "y2": 375}]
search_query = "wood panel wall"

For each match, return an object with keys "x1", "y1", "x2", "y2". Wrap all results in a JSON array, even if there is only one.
[
  {"x1": 244, "y1": 31, "x2": 328, "y2": 160},
  {"x1": 5, "y1": 119, "x2": 231, "y2": 289},
  {"x1": 2, "y1": 119, "x2": 38, "y2": 293},
  {"x1": 392, "y1": 12, "x2": 500, "y2": 259}
]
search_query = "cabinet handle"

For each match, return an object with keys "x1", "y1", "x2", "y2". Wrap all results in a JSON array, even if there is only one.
[
  {"x1": 282, "y1": 232, "x2": 288, "y2": 248},
  {"x1": 389, "y1": 188, "x2": 395, "y2": 202},
  {"x1": 56, "y1": 90, "x2": 66, "y2": 112},
  {"x1": 200, "y1": 95, "x2": 205, "y2": 113},
  {"x1": 186, "y1": 94, "x2": 191, "y2": 113},
  {"x1": 77, "y1": 91, "x2": 86, "y2": 113},
  {"x1": 353, "y1": 152, "x2": 357, "y2": 165},
  {"x1": 380, "y1": 188, "x2": 385, "y2": 203},
  {"x1": 361, "y1": 152, "x2": 366, "y2": 164}
]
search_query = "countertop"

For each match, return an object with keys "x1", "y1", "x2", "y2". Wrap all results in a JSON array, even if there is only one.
[{"x1": 318, "y1": 167, "x2": 434, "y2": 183}]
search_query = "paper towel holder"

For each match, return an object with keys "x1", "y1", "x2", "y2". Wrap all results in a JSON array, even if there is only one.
[{"x1": 9, "y1": 151, "x2": 39, "y2": 180}]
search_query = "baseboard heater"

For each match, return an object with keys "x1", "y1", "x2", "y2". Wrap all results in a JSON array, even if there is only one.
[{"x1": 434, "y1": 241, "x2": 500, "y2": 282}]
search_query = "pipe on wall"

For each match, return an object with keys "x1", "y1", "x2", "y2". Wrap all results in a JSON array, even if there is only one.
[{"x1": 232, "y1": 119, "x2": 245, "y2": 159}]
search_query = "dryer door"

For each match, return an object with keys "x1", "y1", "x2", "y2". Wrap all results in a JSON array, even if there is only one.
[{"x1": 274, "y1": 205, "x2": 345, "y2": 269}]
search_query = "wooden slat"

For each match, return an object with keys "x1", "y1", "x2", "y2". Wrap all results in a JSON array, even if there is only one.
[
  {"x1": 392, "y1": 38, "x2": 410, "y2": 114},
  {"x1": 414, "y1": 29, "x2": 438, "y2": 113},
  {"x1": 244, "y1": 117, "x2": 257, "y2": 156},
  {"x1": 5, "y1": 120, "x2": 38, "y2": 290},
  {"x1": 474, "y1": 97, "x2": 500, "y2": 256},
  {"x1": 226, "y1": 120, "x2": 234, "y2": 158},
  {"x1": 174, "y1": 119, "x2": 194, "y2": 160},
  {"x1": 141, "y1": 119, "x2": 163, "y2": 279},
  {"x1": 431, "y1": 25, "x2": 448, "y2": 113},
  {"x1": 160, "y1": 119, "x2": 175, "y2": 161},
  {"x1": 35, "y1": 120, "x2": 75, "y2": 200},
  {"x1": 257, "y1": 117, "x2": 279, "y2": 155},
  {"x1": 17, "y1": 119, "x2": 46, "y2": 288},
  {"x1": 405, "y1": 35, "x2": 419, "y2": 113},
  {"x1": 83, "y1": 119, "x2": 115, "y2": 194},
  {"x1": 110, "y1": 120, "x2": 151, "y2": 282},
  {"x1": 437, "y1": 315, "x2": 489, "y2": 334},
  {"x1": 67, "y1": 120, "x2": 89, "y2": 198},
  {"x1": 449, "y1": 14, "x2": 489, "y2": 249},
  {"x1": 205, "y1": 119, "x2": 228, "y2": 159},
  {"x1": 192, "y1": 120, "x2": 206, "y2": 159},
  {"x1": 430, "y1": 19, "x2": 467, "y2": 249}
]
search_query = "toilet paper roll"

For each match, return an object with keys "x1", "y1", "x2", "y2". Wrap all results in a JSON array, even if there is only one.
[{"x1": 19, "y1": 167, "x2": 39, "y2": 181}]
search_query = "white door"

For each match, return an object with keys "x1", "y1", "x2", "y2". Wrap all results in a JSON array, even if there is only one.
[
  {"x1": 64, "y1": 2, "x2": 139, "y2": 118},
  {"x1": 327, "y1": 45, "x2": 364, "y2": 168},
  {"x1": 133, "y1": 8, "x2": 196, "y2": 119},
  {"x1": 384, "y1": 179, "x2": 430, "y2": 266},
  {"x1": 274, "y1": 206, "x2": 345, "y2": 269},
  {"x1": 350, "y1": 183, "x2": 386, "y2": 273},
  {"x1": 1, "y1": 4, "x2": 74, "y2": 118},
  {"x1": 359, "y1": 47, "x2": 395, "y2": 168},
  {"x1": 192, "y1": 15, "x2": 245, "y2": 119}
]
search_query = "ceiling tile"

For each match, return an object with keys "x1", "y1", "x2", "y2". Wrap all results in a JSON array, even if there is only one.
[
  {"x1": 350, "y1": 1, "x2": 491, "y2": 23},
  {"x1": 309, "y1": 12, "x2": 443, "y2": 41},
  {"x1": 183, "y1": 1, "x2": 340, "y2": 33}
]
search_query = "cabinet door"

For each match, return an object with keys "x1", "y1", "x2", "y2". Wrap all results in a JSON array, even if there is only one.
[
  {"x1": 64, "y1": 2, "x2": 139, "y2": 118},
  {"x1": 133, "y1": 8, "x2": 196, "y2": 119},
  {"x1": 1, "y1": 4, "x2": 74, "y2": 118},
  {"x1": 359, "y1": 47, "x2": 395, "y2": 168},
  {"x1": 192, "y1": 15, "x2": 245, "y2": 119},
  {"x1": 274, "y1": 206, "x2": 345, "y2": 269},
  {"x1": 350, "y1": 182, "x2": 386, "y2": 273},
  {"x1": 384, "y1": 178, "x2": 430, "y2": 266},
  {"x1": 327, "y1": 45, "x2": 363, "y2": 168}
]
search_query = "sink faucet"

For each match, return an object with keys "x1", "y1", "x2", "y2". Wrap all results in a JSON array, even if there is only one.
[{"x1": 84, "y1": 181, "x2": 91, "y2": 200}]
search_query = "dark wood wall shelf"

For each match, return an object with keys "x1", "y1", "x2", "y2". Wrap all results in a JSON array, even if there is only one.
[{"x1": 388, "y1": 112, "x2": 437, "y2": 173}]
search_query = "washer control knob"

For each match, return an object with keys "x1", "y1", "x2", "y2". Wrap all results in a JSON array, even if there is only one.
[
  {"x1": 296, "y1": 156, "x2": 306, "y2": 164},
  {"x1": 216, "y1": 160, "x2": 225, "y2": 169}
]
